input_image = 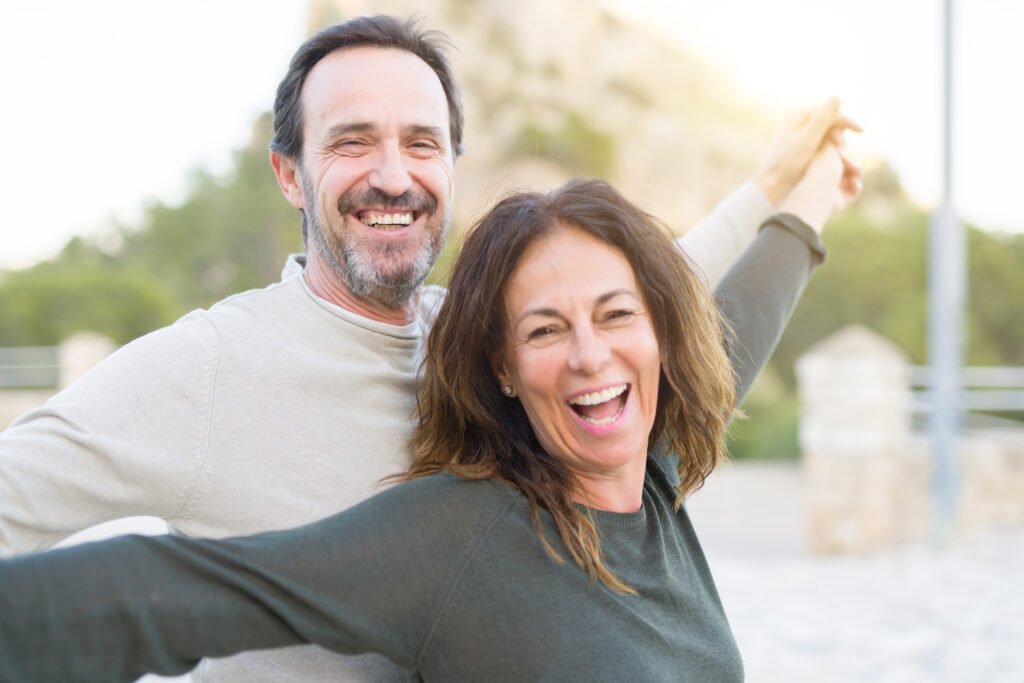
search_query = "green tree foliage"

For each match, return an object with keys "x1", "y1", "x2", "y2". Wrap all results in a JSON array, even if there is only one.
[
  {"x1": 507, "y1": 110, "x2": 616, "y2": 177},
  {"x1": 0, "y1": 261, "x2": 180, "y2": 346},
  {"x1": 727, "y1": 176, "x2": 1024, "y2": 460},
  {"x1": 0, "y1": 114, "x2": 304, "y2": 348},
  {"x1": 772, "y1": 205, "x2": 1024, "y2": 386},
  {"x1": 119, "y1": 114, "x2": 303, "y2": 310}
]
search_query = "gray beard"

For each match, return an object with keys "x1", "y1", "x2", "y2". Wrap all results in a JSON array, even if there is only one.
[{"x1": 304, "y1": 194, "x2": 450, "y2": 310}]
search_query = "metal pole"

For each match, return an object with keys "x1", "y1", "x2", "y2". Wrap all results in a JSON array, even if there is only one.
[{"x1": 928, "y1": 0, "x2": 964, "y2": 542}]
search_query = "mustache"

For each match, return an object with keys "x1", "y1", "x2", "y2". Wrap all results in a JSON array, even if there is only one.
[{"x1": 337, "y1": 188, "x2": 438, "y2": 216}]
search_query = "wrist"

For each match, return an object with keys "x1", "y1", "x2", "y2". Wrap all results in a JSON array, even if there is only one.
[
  {"x1": 779, "y1": 191, "x2": 833, "y2": 234},
  {"x1": 752, "y1": 170, "x2": 787, "y2": 208}
]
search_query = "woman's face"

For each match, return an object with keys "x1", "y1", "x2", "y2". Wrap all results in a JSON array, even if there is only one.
[{"x1": 496, "y1": 224, "x2": 662, "y2": 499}]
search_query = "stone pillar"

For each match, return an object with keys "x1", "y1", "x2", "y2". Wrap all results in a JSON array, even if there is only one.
[
  {"x1": 796, "y1": 325, "x2": 927, "y2": 553},
  {"x1": 58, "y1": 332, "x2": 116, "y2": 389}
]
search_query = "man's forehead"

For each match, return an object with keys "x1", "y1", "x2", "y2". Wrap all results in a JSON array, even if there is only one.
[{"x1": 300, "y1": 46, "x2": 448, "y2": 124}]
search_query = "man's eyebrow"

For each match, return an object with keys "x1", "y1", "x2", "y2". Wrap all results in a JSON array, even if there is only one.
[
  {"x1": 323, "y1": 122, "x2": 375, "y2": 142},
  {"x1": 322, "y1": 123, "x2": 446, "y2": 142},
  {"x1": 405, "y1": 124, "x2": 446, "y2": 139}
]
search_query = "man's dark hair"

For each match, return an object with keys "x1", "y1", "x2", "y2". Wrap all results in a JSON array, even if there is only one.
[{"x1": 269, "y1": 15, "x2": 465, "y2": 161}]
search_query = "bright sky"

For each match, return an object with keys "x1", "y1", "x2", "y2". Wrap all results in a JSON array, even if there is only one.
[
  {"x1": 1, "y1": 0, "x2": 1021, "y2": 270},
  {"x1": 606, "y1": 0, "x2": 1024, "y2": 233}
]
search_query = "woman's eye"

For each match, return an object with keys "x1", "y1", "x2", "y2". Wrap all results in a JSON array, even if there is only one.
[
  {"x1": 527, "y1": 326, "x2": 557, "y2": 340},
  {"x1": 605, "y1": 309, "x2": 634, "y2": 321}
]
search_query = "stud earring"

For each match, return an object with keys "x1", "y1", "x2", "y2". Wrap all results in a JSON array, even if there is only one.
[{"x1": 502, "y1": 384, "x2": 515, "y2": 397}]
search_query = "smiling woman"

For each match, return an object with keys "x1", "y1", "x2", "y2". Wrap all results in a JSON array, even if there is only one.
[
  {"x1": 499, "y1": 226, "x2": 664, "y2": 510},
  {"x1": 407, "y1": 179, "x2": 740, "y2": 594},
  {"x1": 0, "y1": 176, "x2": 832, "y2": 682}
]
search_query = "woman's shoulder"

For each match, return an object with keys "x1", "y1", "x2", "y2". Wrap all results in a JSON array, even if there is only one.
[{"x1": 345, "y1": 473, "x2": 526, "y2": 540}]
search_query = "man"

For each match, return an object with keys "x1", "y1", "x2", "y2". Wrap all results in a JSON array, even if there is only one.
[{"x1": 0, "y1": 15, "x2": 857, "y2": 681}]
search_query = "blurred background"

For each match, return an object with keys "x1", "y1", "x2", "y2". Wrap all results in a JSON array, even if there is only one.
[{"x1": 1, "y1": 0, "x2": 1021, "y2": 680}]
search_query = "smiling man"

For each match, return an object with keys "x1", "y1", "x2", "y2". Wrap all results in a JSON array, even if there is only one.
[
  {"x1": 0, "y1": 14, "x2": 857, "y2": 682},
  {"x1": 273, "y1": 46, "x2": 456, "y2": 323}
]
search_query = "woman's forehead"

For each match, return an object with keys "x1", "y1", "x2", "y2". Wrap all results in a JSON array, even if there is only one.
[{"x1": 504, "y1": 226, "x2": 638, "y2": 315}]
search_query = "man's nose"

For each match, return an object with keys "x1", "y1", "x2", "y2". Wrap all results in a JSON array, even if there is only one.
[
  {"x1": 568, "y1": 327, "x2": 611, "y2": 375},
  {"x1": 367, "y1": 142, "x2": 413, "y2": 197}
]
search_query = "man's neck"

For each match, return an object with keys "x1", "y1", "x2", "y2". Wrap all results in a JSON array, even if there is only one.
[{"x1": 302, "y1": 253, "x2": 420, "y2": 326}]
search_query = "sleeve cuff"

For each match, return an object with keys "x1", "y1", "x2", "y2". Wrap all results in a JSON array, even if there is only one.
[{"x1": 759, "y1": 213, "x2": 827, "y2": 265}]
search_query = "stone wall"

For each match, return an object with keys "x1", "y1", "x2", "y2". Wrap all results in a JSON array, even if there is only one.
[{"x1": 797, "y1": 324, "x2": 1024, "y2": 553}]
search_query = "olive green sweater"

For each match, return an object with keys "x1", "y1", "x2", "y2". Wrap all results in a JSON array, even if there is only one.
[{"x1": 0, "y1": 217, "x2": 824, "y2": 682}]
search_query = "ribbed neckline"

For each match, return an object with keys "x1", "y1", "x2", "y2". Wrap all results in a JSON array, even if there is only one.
[{"x1": 582, "y1": 491, "x2": 649, "y2": 530}]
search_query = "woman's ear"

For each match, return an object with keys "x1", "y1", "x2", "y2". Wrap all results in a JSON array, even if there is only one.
[
  {"x1": 491, "y1": 353, "x2": 509, "y2": 388},
  {"x1": 491, "y1": 353, "x2": 516, "y2": 397}
]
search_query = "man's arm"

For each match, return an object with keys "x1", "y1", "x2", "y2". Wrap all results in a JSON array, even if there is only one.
[
  {"x1": 677, "y1": 181, "x2": 776, "y2": 287},
  {"x1": 678, "y1": 97, "x2": 859, "y2": 287},
  {"x1": 0, "y1": 314, "x2": 216, "y2": 555}
]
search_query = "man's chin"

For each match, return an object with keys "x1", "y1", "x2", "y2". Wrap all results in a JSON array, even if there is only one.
[{"x1": 346, "y1": 262, "x2": 433, "y2": 306}]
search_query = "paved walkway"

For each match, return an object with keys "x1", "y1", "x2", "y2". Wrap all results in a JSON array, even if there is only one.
[{"x1": 688, "y1": 463, "x2": 1024, "y2": 682}]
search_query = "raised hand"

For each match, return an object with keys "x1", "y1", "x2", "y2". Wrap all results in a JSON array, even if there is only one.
[{"x1": 753, "y1": 96, "x2": 862, "y2": 207}]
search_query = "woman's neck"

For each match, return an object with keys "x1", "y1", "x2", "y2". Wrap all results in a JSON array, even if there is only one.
[{"x1": 570, "y1": 458, "x2": 648, "y2": 513}]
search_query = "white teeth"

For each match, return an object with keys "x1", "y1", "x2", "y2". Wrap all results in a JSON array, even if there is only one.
[
  {"x1": 360, "y1": 212, "x2": 413, "y2": 226},
  {"x1": 579, "y1": 406, "x2": 625, "y2": 427},
  {"x1": 568, "y1": 384, "x2": 628, "y2": 407}
]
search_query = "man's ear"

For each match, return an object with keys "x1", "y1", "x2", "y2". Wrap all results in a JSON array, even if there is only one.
[{"x1": 270, "y1": 151, "x2": 305, "y2": 209}]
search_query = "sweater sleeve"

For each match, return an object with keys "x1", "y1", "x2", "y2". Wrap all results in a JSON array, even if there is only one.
[
  {"x1": 0, "y1": 475, "x2": 513, "y2": 682},
  {"x1": 716, "y1": 214, "x2": 826, "y2": 405},
  {"x1": 676, "y1": 181, "x2": 776, "y2": 287},
  {"x1": 0, "y1": 313, "x2": 218, "y2": 555}
]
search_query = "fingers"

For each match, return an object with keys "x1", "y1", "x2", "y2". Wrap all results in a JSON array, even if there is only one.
[
  {"x1": 838, "y1": 155, "x2": 864, "y2": 206},
  {"x1": 805, "y1": 98, "x2": 862, "y2": 151},
  {"x1": 798, "y1": 97, "x2": 841, "y2": 149},
  {"x1": 753, "y1": 97, "x2": 862, "y2": 206},
  {"x1": 835, "y1": 113, "x2": 863, "y2": 133}
]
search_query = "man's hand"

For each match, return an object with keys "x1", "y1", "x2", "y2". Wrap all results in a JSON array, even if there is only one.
[{"x1": 753, "y1": 97, "x2": 862, "y2": 206}]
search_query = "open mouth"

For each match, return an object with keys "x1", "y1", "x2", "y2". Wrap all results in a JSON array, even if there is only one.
[
  {"x1": 567, "y1": 383, "x2": 629, "y2": 427},
  {"x1": 357, "y1": 210, "x2": 417, "y2": 229}
]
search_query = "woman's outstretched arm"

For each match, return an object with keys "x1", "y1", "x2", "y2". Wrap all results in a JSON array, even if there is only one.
[{"x1": 0, "y1": 475, "x2": 513, "y2": 682}]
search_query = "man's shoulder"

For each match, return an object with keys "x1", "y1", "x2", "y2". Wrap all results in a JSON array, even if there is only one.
[
  {"x1": 175, "y1": 277, "x2": 305, "y2": 334},
  {"x1": 418, "y1": 284, "x2": 448, "y2": 327}
]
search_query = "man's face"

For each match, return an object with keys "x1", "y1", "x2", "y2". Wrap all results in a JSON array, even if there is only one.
[{"x1": 297, "y1": 47, "x2": 455, "y2": 308}]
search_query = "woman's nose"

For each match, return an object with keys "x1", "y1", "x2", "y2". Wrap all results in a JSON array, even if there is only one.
[{"x1": 568, "y1": 327, "x2": 611, "y2": 375}]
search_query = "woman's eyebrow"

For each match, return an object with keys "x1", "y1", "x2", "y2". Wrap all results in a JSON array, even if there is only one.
[
  {"x1": 595, "y1": 289, "x2": 640, "y2": 306},
  {"x1": 515, "y1": 307, "x2": 560, "y2": 328}
]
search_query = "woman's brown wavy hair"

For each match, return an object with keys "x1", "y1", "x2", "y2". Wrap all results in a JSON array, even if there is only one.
[{"x1": 403, "y1": 178, "x2": 736, "y2": 593}]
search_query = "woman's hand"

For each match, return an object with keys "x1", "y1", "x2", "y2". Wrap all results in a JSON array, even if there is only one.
[
  {"x1": 778, "y1": 139, "x2": 863, "y2": 233},
  {"x1": 753, "y1": 96, "x2": 862, "y2": 207}
]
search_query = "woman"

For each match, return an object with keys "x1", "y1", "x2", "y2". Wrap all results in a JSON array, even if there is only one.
[{"x1": 0, "y1": 148, "x2": 847, "y2": 681}]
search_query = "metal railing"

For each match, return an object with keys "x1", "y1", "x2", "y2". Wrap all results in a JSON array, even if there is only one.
[
  {"x1": 910, "y1": 365, "x2": 1024, "y2": 414},
  {"x1": 0, "y1": 346, "x2": 60, "y2": 389}
]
